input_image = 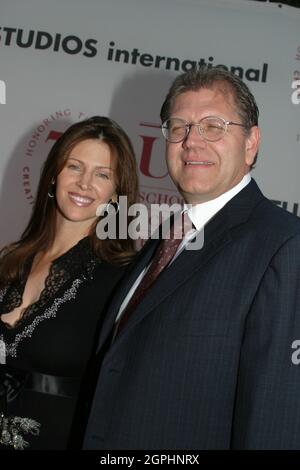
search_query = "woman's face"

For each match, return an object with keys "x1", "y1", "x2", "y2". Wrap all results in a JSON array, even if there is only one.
[{"x1": 55, "y1": 138, "x2": 117, "y2": 233}]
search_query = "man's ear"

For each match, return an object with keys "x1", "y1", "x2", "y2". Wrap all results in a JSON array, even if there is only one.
[{"x1": 245, "y1": 126, "x2": 261, "y2": 167}]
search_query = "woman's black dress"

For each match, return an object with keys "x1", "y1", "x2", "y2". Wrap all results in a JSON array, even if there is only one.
[{"x1": 0, "y1": 237, "x2": 125, "y2": 449}]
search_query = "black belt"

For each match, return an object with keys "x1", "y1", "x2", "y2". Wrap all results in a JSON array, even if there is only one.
[
  {"x1": 0, "y1": 368, "x2": 82, "y2": 449},
  {"x1": 25, "y1": 372, "x2": 81, "y2": 398},
  {"x1": 0, "y1": 366, "x2": 81, "y2": 403}
]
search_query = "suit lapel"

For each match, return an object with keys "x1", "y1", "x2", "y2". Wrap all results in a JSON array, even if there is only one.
[
  {"x1": 97, "y1": 236, "x2": 160, "y2": 350},
  {"x1": 98, "y1": 179, "x2": 266, "y2": 349},
  {"x1": 113, "y1": 207, "x2": 233, "y2": 343}
]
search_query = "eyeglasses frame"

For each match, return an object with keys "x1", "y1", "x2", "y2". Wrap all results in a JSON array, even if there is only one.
[{"x1": 161, "y1": 115, "x2": 248, "y2": 143}]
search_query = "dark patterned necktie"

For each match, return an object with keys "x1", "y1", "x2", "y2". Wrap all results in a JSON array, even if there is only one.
[{"x1": 115, "y1": 212, "x2": 192, "y2": 336}]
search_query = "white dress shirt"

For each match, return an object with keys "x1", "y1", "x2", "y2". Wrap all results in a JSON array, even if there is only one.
[{"x1": 115, "y1": 174, "x2": 251, "y2": 321}]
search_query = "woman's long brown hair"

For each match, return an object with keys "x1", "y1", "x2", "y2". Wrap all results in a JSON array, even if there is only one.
[{"x1": 0, "y1": 116, "x2": 139, "y2": 286}]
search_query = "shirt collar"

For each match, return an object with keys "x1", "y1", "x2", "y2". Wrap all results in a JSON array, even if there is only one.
[{"x1": 184, "y1": 173, "x2": 251, "y2": 231}]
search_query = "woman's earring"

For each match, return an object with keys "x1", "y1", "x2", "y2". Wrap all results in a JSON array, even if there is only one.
[
  {"x1": 48, "y1": 179, "x2": 55, "y2": 199},
  {"x1": 104, "y1": 198, "x2": 119, "y2": 215}
]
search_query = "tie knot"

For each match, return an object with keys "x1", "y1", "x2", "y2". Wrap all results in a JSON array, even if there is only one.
[{"x1": 113, "y1": 211, "x2": 193, "y2": 337}]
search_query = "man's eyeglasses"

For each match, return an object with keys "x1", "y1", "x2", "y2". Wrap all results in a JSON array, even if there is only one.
[{"x1": 161, "y1": 116, "x2": 247, "y2": 143}]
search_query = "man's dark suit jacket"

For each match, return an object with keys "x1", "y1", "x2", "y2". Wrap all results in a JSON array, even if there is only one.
[{"x1": 84, "y1": 180, "x2": 300, "y2": 449}]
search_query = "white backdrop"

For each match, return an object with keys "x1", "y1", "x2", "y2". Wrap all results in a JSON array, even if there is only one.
[{"x1": 0, "y1": 0, "x2": 299, "y2": 247}]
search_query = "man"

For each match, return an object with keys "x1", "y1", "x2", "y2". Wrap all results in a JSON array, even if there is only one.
[{"x1": 84, "y1": 68, "x2": 300, "y2": 449}]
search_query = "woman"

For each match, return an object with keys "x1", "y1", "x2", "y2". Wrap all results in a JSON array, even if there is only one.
[{"x1": 0, "y1": 116, "x2": 138, "y2": 449}]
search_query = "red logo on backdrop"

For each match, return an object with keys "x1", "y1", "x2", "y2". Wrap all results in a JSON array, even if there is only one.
[
  {"x1": 138, "y1": 121, "x2": 183, "y2": 206},
  {"x1": 22, "y1": 115, "x2": 183, "y2": 207},
  {"x1": 22, "y1": 110, "x2": 86, "y2": 204},
  {"x1": 139, "y1": 122, "x2": 168, "y2": 179}
]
